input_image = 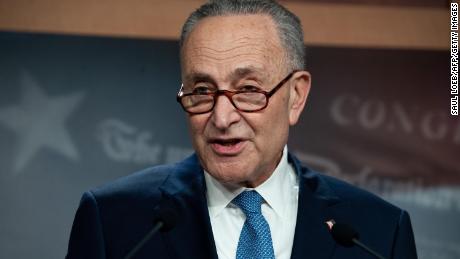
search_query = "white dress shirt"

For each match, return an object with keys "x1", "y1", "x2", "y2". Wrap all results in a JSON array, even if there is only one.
[{"x1": 204, "y1": 146, "x2": 299, "y2": 259}]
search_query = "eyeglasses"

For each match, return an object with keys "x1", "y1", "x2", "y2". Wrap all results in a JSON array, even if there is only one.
[{"x1": 177, "y1": 70, "x2": 298, "y2": 114}]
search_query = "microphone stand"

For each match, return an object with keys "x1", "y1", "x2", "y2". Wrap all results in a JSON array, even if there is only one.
[
  {"x1": 352, "y1": 238, "x2": 386, "y2": 259},
  {"x1": 123, "y1": 221, "x2": 164, "y2": 259}
]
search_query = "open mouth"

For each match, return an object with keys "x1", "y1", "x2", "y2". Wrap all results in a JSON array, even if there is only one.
[
  {"x1": 209, "y1": 138, "x2": 246, "y2": 154},
  {"x1": 213, "y1": 139, "x2": 242, "y2": 146}
]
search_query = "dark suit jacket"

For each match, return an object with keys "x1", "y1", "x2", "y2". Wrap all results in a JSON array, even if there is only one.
[{"x1": 66, "y1": 153, "x2": 417, "y2": 259}]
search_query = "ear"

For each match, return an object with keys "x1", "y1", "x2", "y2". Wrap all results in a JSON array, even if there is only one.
[{"x1": 288, "y1": 71, "x2": 311, "y2": 125}]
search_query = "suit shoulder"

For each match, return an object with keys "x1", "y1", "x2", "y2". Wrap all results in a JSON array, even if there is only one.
[
  {"x1": 82, "y1": 154, "x2": 199, "y2": 204},
  {"x1": 318, "y1": 172, "x2": 401, "y2": 213},
  {"x1": 301, "y1": 160, "x2": 402, "y2": 216},
  {"x1": 89, "y1": 163, "x2": 177, "y2": 201}
]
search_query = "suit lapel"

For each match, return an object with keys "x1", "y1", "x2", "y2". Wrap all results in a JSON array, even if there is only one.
[
  {"x1": 289, "y1": 153, "x2": 341, "y2": 259},
  {"x1": 158, "y1": 155, "x2": 218, "y2": 259},
  {"x1": 155, "y1": 153, "x2": 342, "y2": 259}
]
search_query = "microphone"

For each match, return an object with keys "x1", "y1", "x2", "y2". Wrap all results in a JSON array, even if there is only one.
[
  {"x1": 327, "y1": 220, "x2": 387, "y2": 259},
  {"x1": 124, "y1": 207, "x2": 178, "y2": 259}
]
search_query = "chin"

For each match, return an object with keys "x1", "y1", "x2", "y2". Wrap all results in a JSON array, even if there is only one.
[{"x1": 213, "y1": 162, "x2": 260, "y2": 185}]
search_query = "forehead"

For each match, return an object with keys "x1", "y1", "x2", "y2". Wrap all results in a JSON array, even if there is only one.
[{"x1": 181, "y1": 14, "x2": 285, "y2": 80}]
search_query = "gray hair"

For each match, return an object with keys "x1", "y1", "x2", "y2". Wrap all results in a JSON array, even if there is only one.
[{"x1": 180, "y1": 0, "x2": 306, "y2": 70}]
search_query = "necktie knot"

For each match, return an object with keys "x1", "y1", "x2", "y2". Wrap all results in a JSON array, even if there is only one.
[{"x1": 232, "y1": 190, "x2": 263, "y2": 215}]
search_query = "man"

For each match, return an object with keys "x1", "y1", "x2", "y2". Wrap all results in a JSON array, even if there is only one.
[{"x1": 67, "y1": 1, "x2": 417, "y2": 258}]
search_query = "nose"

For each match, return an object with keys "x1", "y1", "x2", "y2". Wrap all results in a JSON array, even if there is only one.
[{"x1": 210, "y1": 94, "x2": 241, "y2": 130}]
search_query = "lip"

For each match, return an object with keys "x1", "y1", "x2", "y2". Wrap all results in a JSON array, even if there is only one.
[{"x1": 208, "y1": 138, "x2": 247, "y2": 156}]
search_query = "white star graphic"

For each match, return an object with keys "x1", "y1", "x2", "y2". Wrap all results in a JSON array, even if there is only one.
[{"x1": 0, "y1": 71, "x2": 85, "y2": 173}]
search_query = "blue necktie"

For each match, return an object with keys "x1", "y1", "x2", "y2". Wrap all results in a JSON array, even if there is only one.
[{"x1": 233, "y1": 190, "x2": 275, "y2": 259}]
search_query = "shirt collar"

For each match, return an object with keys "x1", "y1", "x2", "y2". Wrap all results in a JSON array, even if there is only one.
[{"x1": 205, "y1": 146, "x2": 293, "y2": 219}]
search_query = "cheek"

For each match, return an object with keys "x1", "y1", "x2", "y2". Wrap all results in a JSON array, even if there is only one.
[
  {"x1": 247, "y1": 115, "x2": 284, "y2": 143},
  {"x1": 188, "y1": 116, "x2": 208, "y2": 141},
  {"x1": 255, "y1": 99, "x2": 290, "y2": 140}
]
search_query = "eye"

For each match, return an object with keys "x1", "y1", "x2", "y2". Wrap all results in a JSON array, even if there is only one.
[
  {"x1": 192, "y1": 85, "x2": 213, "y2": 94},
  {"x1": 239, "y1": 85, "x2": 261, "y2": 92}
]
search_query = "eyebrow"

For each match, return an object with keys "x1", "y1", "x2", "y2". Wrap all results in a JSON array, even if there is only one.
[
  {"x1": 184, "y1": 72, "x2": 214, "y2": 84},
  {"x1": 230, "y1": 66, "x2": 266, "y2": 82},
  {"x1": 184, "y1": 65, "x2": 267, "y2": 85}
]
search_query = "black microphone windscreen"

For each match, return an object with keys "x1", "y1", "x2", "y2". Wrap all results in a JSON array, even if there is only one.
[
  {"x1": 331, "y1": 223, "x2": 360, "y2": 247},
  {"x1": 155, "y1": 207, "x2": 178, "y2": 232}
]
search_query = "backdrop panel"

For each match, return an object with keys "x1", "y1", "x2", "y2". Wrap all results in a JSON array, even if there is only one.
[{"x1": 0, "y1": 32, "x2": 457, "y2": 259}]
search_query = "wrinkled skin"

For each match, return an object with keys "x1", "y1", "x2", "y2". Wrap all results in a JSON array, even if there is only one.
[{"x1": 181, "y1": 14, "x2": 311, "y2": 188}]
